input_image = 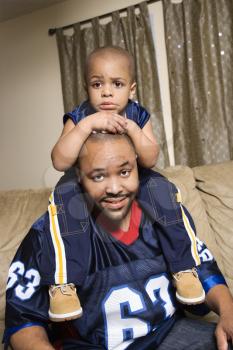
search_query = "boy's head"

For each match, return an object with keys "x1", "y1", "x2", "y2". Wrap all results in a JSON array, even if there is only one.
[{"x1": 85, "y1": 46, "x2": 136, "y2": 115}]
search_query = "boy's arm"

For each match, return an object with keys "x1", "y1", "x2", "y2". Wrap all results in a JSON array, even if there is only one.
[
  {"x1": 10, "y1": 326, "x2": 55, "y2": 350},
  {"x1": 206, "y1": 285, "x2": 233, "y2": 350},
  {"x1": 51, "y1": 112, "x2": 127, "y2": 171},
  {"x1": 51, "y1": 118, "x2": 91, "y2": 171},
  {"x1": 126, "y1": 119, "x2": 159, "y2": 168}
]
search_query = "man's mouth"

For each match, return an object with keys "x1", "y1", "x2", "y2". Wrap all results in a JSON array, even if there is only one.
[{"x1": 101, "y1": 196, "x2": 129, "y2": 210}]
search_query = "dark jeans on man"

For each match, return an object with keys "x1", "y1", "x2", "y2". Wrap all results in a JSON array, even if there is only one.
[
  {"x1": 56, "y1": 317, "x2": 233, "y2": 350},
  {"x1": 158, "y1": 318, "x2": 217, "y2": 350}
]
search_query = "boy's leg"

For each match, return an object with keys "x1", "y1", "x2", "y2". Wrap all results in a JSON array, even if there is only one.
[
  {"x1": 43, "y1": 177, "x2": 89, "y2": 321},
  {"x1": 157, "y1": 318, "x2": 217, "y2": 350},
  {"x1": 137, "y1": 168, "x2": 204, "y2": 304}
]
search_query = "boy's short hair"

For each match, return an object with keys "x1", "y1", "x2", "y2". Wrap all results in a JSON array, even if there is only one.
[{"x1": 85, "y1": 46, "x2": 135, "y2": 83}]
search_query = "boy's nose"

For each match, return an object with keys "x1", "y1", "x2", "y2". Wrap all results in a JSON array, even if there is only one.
[{"x1": 101, "y1": 85, "x2": 113, "y2": 97}]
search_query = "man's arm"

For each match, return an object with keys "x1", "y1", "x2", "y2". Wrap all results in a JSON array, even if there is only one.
[
  {"x1": 10, "y1": 326, "x2": 54, "y2": 350},
  {"x1": 4, "y1": 224, "x2": 52, "y2": 349},
  {"x1": 206, "y1": 284, "x2": 233, "y2": 350}
]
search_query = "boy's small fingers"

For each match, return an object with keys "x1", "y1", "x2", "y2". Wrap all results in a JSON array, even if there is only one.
[
  {"x1": 116, "y1": 120, "x2": 127, "y2": 128},
  {"x1": 112, "y1": 114, "x2": 126, "y2": 121}
]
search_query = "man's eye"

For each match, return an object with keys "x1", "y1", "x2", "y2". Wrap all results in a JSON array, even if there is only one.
[
  {"x1": 93, "y1": 175, "x2": 104, "y2": 182},
  {"x1": 114, "y1": 81, "x2": 123, "y2": 88},
  {"x1": 91, "y1": 82, "x2": 102, "y2": 88},
  {"x1": 121, "y1": 170, "x2": 130, "y2": 177}
]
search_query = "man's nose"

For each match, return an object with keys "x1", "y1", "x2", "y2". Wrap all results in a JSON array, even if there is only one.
[
  {"x1": 106, "y1": 177, "x2": 122, "y2": 195},
  {"x1": 101, "y1": 84, "x2": 113, "y2": 97}
]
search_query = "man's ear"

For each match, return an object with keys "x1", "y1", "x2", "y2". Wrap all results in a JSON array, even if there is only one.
[{"x1": 129, "y1": 82, "x2": 137, "y2": 99}]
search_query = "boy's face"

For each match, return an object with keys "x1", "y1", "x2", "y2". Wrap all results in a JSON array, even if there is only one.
[{"x1": 86, "y1": 53, "x2": 136, "y2": 115}]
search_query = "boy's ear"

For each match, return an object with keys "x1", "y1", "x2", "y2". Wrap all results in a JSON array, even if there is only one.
[
  {"x1": 83, "y1": 81, "x2": 88, "y2": 93},
  {"x1": 129, "y1": 82, "x2": 137, "y2": 99}
]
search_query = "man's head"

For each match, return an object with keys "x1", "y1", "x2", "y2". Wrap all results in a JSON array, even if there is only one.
[
  {"x1": 85, "y1": 46, "x2": 136, "y2": 115},
  {"x1": 76, "y1": 133, "x2": 139, "y2": 226}
]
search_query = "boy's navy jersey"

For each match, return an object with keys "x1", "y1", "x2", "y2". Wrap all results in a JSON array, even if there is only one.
[
  {"x1": 63, "y1": 99, "x2": 150, "y2": 128},
  {"x1": 4, "y1": 198, "x2": 226, "y2": 349}
]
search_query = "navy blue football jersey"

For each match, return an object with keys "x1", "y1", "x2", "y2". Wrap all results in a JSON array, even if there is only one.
[{"x1": 4, "y1": 209, "x2": 226, "y2": 349}]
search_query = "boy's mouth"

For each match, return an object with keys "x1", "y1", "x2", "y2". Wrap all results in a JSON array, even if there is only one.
[{"x1": 99, "y1": 102, "x2": 118, "y2": 110}]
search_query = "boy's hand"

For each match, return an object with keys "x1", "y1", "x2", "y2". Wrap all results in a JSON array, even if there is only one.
[
  {"x1": 124, "y1": 118, "x2": 137, "y2": 133},
  {"x1": 87, "y1": 111, "x2": 127, "y2": 134}
]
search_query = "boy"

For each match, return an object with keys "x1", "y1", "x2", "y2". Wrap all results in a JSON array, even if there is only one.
[{"x1": 48, "y1": 46, "x2": 204, "y2": 322}]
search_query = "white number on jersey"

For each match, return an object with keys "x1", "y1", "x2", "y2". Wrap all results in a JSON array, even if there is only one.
[
  {"x1": 6, "y1": 261, "x2": 40, "y2": 300},
  {"x1": 103, "y1": 274, "x2": 175, "y2": 350},
  {"x1": 196, "y1": 237, "x2": 213, "y2": 262}
]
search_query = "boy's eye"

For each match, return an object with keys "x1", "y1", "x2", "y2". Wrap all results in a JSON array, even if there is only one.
[
  {"x1": 92, "y1": 174, "x2": 104, "y2": 182},
  {"x1": 114, "y1": 81, "x2": 124, "y2": 88},
  {"x1": 121, "y1": 170, "x2": 130, "y2": 177},
  {"x1": 91, "y1": 82, "x2": 102, "y2": 89}
]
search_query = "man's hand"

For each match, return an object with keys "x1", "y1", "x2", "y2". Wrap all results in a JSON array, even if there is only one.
[
  {"x1": 206, "y1": 285, "x2": 233, "y2": 350},
  {"x1": 215, "y1": 308, "x2": 233, "y2": 350}
]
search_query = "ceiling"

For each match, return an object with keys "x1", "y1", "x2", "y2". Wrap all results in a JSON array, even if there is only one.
[{"x1": 0, "y1": 0, "x2": 68, "y2": 23}]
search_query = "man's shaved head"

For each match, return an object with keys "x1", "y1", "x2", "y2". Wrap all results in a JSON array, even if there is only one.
[{"x1": 77, "y1": 132, "x2": 136, "y2": 167}]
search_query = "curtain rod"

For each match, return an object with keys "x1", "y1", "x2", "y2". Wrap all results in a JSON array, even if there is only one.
[{"x1": 48, "y1": 0, "x2": 161, "y2": 36}]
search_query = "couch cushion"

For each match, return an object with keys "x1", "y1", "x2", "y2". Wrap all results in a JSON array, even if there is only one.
[
  {"x1": 158, "y1": 165, "x2": 223, "y2": 273},
  {"x1": 0, "y1": 188, "x2": 51, "y2": 346},
  {"x1": 193, "y1": 161, "x2": 233, "y2": 292}
]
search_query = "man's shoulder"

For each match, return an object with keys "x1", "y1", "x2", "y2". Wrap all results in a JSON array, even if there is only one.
[
  {"x1": 19, "y1": 212, "x2": 48, "y2": 251},
  {"x1": 139, "y1": 167, "x2": 167, "y2": 184},
  {"x1": 32, "y1": 212, "x2": 47, "y2": 231}
]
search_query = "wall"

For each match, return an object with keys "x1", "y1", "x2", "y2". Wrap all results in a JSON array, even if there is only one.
[{"x1": 0, "y1": 0, "x2": 173, "y2": 190}]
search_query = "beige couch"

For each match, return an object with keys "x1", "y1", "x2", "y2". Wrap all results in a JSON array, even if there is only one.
[{"x1": 0, "y1": 161, "x2": 233, "y2": 349}]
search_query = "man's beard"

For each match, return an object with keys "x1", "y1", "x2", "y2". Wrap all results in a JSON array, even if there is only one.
[{"x1": 86, "y1": 193, "x2": 135, "y2": 225}]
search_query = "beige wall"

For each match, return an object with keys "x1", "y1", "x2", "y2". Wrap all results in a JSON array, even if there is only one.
[{"x1": 0, "y1": 0, "x2": 173, "y2": 190}]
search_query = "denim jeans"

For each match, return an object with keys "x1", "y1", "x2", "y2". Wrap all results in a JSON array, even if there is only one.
[
  {"x1": 56, "y1": 318, "x2": 232, "y2": 350},
  {"x1": 158, "y1": 317, "x2": 232, "y2": 350}
]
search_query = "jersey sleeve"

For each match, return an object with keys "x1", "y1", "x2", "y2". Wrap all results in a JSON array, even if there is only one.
[
  {"x1": 3, "y1": 219, "x2": 50, "y2": 346},
  {"x1": 125, "y1": 100, "x2": 150, "y2": 129},
  {"x1": 63, "y1": 100, "x2": 96, "y2": 125}
]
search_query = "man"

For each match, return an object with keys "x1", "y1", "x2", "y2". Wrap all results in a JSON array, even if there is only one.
[{"x1": 4, "y1": 133, "x2": 233, "y2": 350}]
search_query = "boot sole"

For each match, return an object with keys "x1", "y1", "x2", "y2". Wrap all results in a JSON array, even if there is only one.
[
  {"x1": 176, "y1": 291, "x2": 205, "y2": 305},
  {"x1": 49, "y1": 307, "x2": 83, "y2": 322}
]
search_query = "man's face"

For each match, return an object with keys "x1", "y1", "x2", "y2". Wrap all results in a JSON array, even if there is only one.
[
  {"x1": 86, "y1": 53, "x2": 136, "y2": 115},
  {"x1": 78, "y1": 137, "x2": 139, "y2": 224}
]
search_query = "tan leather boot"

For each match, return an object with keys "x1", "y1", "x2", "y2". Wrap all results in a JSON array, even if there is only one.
[
  {"x1": 173, "y1": 268, "x2": 205, "y2": 305},
  {"x1": 49, "y1": 283, "x2": 83, "y2": 322}
]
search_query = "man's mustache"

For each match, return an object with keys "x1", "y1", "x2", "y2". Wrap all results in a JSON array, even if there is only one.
[{"x1": 100, "y1": 194, "x2": 130, "y2": 201}]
